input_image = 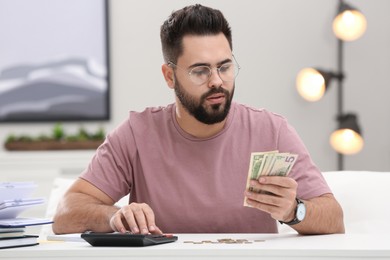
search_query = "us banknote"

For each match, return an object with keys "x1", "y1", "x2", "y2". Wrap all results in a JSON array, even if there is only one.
[{"x1": 244, "y1": 151, "x2": 298, "y2": 206}]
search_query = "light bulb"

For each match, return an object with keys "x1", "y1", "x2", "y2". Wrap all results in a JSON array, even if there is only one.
[
  {"x1": 330, "y1": 128, "x2": 364, "y2": 155},
  {"x1": 296, "y1": 68, "x2": 326, "y2": 102},
  {"x1": 333, "y1": 9, "x2": 367, "y2": 41}
]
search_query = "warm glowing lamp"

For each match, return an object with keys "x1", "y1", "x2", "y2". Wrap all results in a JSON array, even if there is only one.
[
  {"x1": 296, "y1": 68, "x2": 326, "y2": 102},
  {"x1": 296, "y1": 68, "x2": 342, "y2": 102},
  {"x1": 330, "y1": 114, "x2": 364, "y2": 155},
  {"x1": 296, "y1": 0, "x2": 366, "y2": 170},
  {"x1": 333, "y1": 2, "x2": 367, "y2": 41}
]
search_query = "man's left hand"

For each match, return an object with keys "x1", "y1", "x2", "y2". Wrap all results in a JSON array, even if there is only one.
[{"x1": 244, "y1": 176, "x2": 298, "y2": 222}]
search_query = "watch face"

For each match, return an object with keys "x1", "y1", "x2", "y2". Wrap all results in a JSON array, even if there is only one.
[{"x1": 296, "y1": 203, "x2": 306, "y2": 221}]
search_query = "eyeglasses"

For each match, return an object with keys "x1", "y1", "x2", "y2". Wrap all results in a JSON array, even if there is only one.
[{"x1": 168, "y1": 56, "x2": 241, "y2": 86}]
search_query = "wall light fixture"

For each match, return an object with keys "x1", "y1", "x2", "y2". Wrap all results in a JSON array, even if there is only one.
[{"x1": 296, "y1": 0, "x2": 367, "y2": 170}]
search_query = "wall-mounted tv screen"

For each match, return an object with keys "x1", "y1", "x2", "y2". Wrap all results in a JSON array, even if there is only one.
[{"x1": 0, "y1": 0, "x2": 110, "y2": 122}]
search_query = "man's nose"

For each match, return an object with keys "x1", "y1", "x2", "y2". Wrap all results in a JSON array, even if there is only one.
[{"x1": 207, "y1": 68, "x2": 223, "y2": 88}]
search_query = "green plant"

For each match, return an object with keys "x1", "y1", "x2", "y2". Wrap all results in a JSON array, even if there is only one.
[
  {"x1": 91, "y1": 127, "x2": 105, "y2": 140},
  {"x1": 5, "y1": 125, "x2": 105, "y2": 143},
  {"x1": 52, "y1": 123, "x2": 65, "y2": 140}
]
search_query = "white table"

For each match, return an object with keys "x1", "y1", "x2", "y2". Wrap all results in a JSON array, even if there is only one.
[{"x1": 1, "y1": 233, "x2": 390, "y2": 259}]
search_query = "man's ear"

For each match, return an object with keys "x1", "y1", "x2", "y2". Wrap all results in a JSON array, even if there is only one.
[{"x1": 162, "y1": 64, "x2": 175, "y2": 89}]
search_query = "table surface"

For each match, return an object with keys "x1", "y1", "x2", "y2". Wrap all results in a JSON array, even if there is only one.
[{"x1": 1, "y1": 233, "x2": 390, "y2": 260}]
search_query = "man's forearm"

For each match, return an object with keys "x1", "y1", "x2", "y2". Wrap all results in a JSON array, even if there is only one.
[
  {"x1": 52, "y1": 192, "x2": 119, "y2": 234},
  {"x1": 292, "y1": 194, "x2": 345, "y2": 235}
]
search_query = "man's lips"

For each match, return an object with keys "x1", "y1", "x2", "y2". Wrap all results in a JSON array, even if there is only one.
[{"x1": 206, "y1": 93, "x2": 225, "y2": 104}]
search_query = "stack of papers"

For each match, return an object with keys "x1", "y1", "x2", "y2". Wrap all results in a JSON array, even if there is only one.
[
  {"x1": 0, "y1": 182, "x2": 52, "y2": 226},
  {"x1": 0, "y1": 198, "x2": 46, "y2": 219},
  {"x1": 0, "y1": 182, "x2": 37, "y2": 200},
  {"x1": 0, "y1": 182, "x2": 52, "y2": 249}
]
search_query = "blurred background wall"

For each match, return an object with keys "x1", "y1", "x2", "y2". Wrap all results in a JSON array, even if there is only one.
[{"x1": 1, "y1": 0, "x2": 389, "y2": 171}]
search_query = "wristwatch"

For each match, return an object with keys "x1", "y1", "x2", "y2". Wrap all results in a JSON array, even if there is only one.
[{"x1": 279, "y1": 198, "x2": 306, "y2": 225}]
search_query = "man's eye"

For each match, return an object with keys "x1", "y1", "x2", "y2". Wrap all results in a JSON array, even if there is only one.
[
  {"x1": 191, "y1": 67, "x2": 210, "y2": 76},
  {"x1": 219, "y1": 63, "x2": 233, "y2": 73}
]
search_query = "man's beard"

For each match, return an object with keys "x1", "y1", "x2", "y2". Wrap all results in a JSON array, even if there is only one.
[{"x1": 174, "y1": 78, "x2": 234, "y2": 125}]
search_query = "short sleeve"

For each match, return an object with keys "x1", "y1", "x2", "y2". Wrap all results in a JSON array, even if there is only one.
[
  {"x1": 80, "y1": 117, "x2": 136, "y2": 202},
  {"x1": 277, "y1": 119, "x2": 332, "y2": 199}
]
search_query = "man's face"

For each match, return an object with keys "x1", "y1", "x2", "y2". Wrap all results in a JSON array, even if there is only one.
[
  {"x1": 173, "y1": 33, "x2": 235, "y2": 125},
  {"x1": 174, "y1": 75, "x2": 235, "y2": 125}
]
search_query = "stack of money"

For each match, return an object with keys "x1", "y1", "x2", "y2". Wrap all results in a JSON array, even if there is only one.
[{"x1": 244, "y1": 151, "x2": 298, "y2": 206}]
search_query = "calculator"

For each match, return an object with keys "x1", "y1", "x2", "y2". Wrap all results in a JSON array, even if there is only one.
[{"x1": 81, "y1": 232, "x2": 178, "y2": 247}]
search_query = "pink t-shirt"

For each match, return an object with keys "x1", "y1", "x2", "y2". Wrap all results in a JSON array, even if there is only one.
[{"x1": 81, "y1": 102, "x2": 331, "y2": 233}]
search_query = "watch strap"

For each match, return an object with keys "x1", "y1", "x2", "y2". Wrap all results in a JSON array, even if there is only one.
[{"x1": 279, "y1": 198, "x2": 304, "y2": 226}]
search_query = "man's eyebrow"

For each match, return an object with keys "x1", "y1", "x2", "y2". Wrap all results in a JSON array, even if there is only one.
[
  {"x1": 188, "y1": 58, "x2": 232, "y2": 69},
  {"x1": 217, "y1": 58, "x2": 233, "y2": 66}
]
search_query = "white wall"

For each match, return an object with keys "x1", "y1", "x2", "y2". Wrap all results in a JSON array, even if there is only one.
[{"x1": 1, "y1": 0, "x2": 390, "y2": 171}]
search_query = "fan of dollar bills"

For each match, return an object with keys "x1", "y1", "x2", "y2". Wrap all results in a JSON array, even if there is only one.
[{"x1": 244, "y1": 151, "x2": 298, "y2": 206}]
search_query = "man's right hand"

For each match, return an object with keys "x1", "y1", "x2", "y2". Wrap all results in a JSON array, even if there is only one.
[{"x1": 109, "y1": 202, "x2": 163, "y2": 234}]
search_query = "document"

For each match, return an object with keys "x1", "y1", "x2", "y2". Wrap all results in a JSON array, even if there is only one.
[
  {"x1": 0, "y1": 218, "x2": 53, "y2": 228},
  {"x1": 0, "y1": 182, "x2": 52, "y2": 228},
  {"x1": 0, "y1": 182, "x2": 37, "y2": 201},
  {"x1": 0, "y1": 198, "x2": 45, "y2": 219}
]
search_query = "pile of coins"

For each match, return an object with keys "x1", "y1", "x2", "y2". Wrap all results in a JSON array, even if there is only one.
[{"x1": 183, "y1": 238, "x2": 265, "y2": 244}]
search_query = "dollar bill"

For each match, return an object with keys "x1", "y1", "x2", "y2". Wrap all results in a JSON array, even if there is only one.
[
  {"x1": 244, "y1": 151, "x2": 298, "y2": 206},
  {"x1": 266, "y1": 153, "x2": 298, "y2": 176},
  {"x1": 245, "y1": 151, "x2": 278, "y2": 193},
  {"x1": 247, "y1": 151, "x2": 277, "y2": 181}
]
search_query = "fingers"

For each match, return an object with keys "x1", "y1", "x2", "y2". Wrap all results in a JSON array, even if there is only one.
[
  {"x1": 109, "y1": 211, "x2": 128, "y2": 233},
  {"x1": 245, "y1": 193, "x2": 284, "y2": 218},
  {"x1": 249, "y1": 176, "x2": 297, "y2": 197},
  {"x1": 127, "y1": 203, "x2": 156, "y2": 234},
  {"x1": 110, "y1": 203, "x2": 163, "y2": 235},
  {"x1": 245, "y1": 189, "x2": 285, "y2": 213},
  {"x1": 244, "y1": 176, "x2": 297, "y2": 220}
]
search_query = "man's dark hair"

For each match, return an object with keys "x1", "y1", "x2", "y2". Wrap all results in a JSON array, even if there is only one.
[{"x1": 160, "y1": 4, "x2": 232, "y2": 64}]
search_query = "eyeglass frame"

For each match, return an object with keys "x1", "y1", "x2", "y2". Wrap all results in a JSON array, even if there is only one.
[{"x1": 167, "y1": 55, "x2": 241, "y2": 86}]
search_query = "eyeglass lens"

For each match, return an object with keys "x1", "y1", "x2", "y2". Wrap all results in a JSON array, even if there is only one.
[
  {"x1": 189, "y1": 62, "x2": 239, "y2": 85},
  {"x1": 169, "y1": 56, "x2": 240, "y2": 85}
]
